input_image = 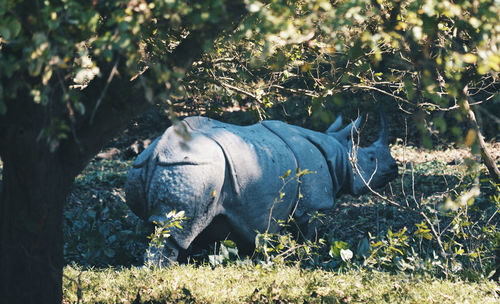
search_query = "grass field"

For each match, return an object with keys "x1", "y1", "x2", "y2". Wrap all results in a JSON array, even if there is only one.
[{"x1": 63, "y1": 264, "x2": 499, "y2": 303}]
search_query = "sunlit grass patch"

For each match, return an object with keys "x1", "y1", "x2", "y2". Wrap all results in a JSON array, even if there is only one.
[{"x1": 63, "y1": 264, "x2": 500, "y2": 304}]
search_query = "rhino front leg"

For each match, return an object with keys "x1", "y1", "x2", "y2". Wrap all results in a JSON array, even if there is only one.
[
  {"x1": 145, "y1": 238, "x2": 181, "y2": 267},
  {"x1": 295, "y1": 210, "x2": 329, "y2": 241}
]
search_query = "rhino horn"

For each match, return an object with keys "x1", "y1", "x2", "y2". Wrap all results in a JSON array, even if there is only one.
[
  {"x1": 326, "y1": 115, "x2": 343, "y2": 133},
  {"x1": 375, "y1": 110, "x2": 388, "y2": 145}
]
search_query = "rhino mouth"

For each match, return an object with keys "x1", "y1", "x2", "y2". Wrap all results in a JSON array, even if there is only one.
[
  {"x1": 374, "y1": 171, "x2": 398, "y2": 187},
  {"x1": 385, "y1": 170, "x2": 399, "y2": 179}
]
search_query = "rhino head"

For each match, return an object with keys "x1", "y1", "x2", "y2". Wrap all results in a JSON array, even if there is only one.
[{"x1": 327, "y1": 111, "x2": 398, "y2": 195}]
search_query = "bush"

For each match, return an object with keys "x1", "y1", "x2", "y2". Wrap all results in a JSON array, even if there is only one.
[{"x1": 64, "y1": 159, "x2": 150, "y2": 266}]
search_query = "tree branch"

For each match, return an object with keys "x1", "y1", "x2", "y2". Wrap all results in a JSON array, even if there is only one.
[
  {"x1": 270, "y1": 84, "x2": 321, "y2": 98},
  {"x1": 90, "y1": 58, "x2": 120, "y2": 124},
  {"x1": 343, "y1": 84, "x2": 412, "y2": 105}
]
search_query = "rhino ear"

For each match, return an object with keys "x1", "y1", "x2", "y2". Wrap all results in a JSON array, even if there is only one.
[
  {"x1": 339, "y1": 116, "x2": 362, "y2": 139},
  {"x1": 374, "y1": 110, "x2": 388, "y2": 145},
  {"x1": 326, "y1": 115, "x2": 343, "y2": 134},
  {"x1": 329, "y1": 115, "x2": 363, "y2": 145}
]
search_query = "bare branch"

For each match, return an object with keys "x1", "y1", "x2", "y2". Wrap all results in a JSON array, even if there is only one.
[
  {"x1": 270, "y1": 84, "x2": 321, "y2": 98},
  {"x1": 90, "y1": 58, "x2": 119, "y2": 124},
  {"x1": 343, "y1": 84, "x2": 412, "y2": 105}
]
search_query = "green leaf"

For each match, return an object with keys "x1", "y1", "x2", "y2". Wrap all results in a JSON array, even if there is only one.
[
  {"x1": 340, "y1": 249, "x2": 353, "y2": 262},
  {"x1": 220, "y1": 244, "x2": 229, "y2": 259},
  {"x1": 8, "y1": 18, "x2": 21, "y2": 38},
  {"x1": 42, "y1": 66, "x2": 53, "y2": 85},
  {"x1": 463, "y1": 53, "x2": 477, "y2": 64},
  {"x1": 296, "y1": 168, "x2": 312, "y2": 177},
  {"x1": 0, "y1": 26, "x2": 10, "y2": 40},
  {"x1": 388, "y1": 246, "x2": 403, "y2": 255},
  {"x1": 403, "y1": 79, "x2": 416, "y2": 100},
  {"x1": 356, "y1": 238, "x2": 370, "y2": 259},
  {"x1": 74, "y1": 102, "x2": 86, "y2": 115},
  {"x1": 227, "y1": 246, "x2": 238, "y2": 257},
  {"x1": 330, "y1": 240, "x2": 349, "y2": 258},
  {"x1": 433, "y1": 116, "x2": 447, "y2": 133},
  {"x1": 28, "y1": 60, "x2": 43, "y2": 77},
  {"x1": 209, "y1": 254, "x2": 224, "y2": 266},
  {"x1": 103, "y1": 248, "x2": 115, "y2": 258},
  {"x1": 222, "y1": 240, "x2": 237, "y2": 248}
]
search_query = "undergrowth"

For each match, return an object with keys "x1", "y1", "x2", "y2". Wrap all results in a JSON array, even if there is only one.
[
  {"x1": 63, "y1": 143, "x2": 500, "y2": 302},
  {"x1": 64, "y1": 159, "x2": 149, "y2": 266}
]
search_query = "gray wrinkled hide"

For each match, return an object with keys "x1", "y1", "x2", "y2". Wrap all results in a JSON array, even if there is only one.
[{"x1": 126, "y1": 116, "x2": 398, "y2": 264}]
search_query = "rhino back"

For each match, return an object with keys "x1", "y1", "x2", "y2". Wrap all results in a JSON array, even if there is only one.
[
  {"x1": 183, "y1": 117, "x2": 300, "y2": 237},
  {"x1": 261, "y1": 121, "x2": 335, "y2": 219},
  {"x1": 295, "y1": 126, "x2": 352, "y2": 197}
]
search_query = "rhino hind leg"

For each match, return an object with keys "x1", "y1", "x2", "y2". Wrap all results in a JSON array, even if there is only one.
[{"x1": 145, "y1": 139, "x2": 227, "y2": 263}]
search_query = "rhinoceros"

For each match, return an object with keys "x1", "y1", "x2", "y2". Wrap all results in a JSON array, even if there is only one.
[{"x1": 125, "y1": 114, "x2": 398, "y2": 264}]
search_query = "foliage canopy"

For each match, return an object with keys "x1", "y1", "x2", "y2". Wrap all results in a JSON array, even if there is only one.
[{"x1": 1, "y1": 0, "x2": 499, "y2": 139}]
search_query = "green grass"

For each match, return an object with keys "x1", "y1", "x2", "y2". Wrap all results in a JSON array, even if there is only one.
[{"x1": 63, "y1": 264, "x2": 499, "y2": 303}]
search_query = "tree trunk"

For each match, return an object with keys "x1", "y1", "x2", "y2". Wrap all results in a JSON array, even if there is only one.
[
  {"x1": 0, "y1": 131, "x2": 75, "y2": 303},
  {"x1": 461, "y1": 87, "x2": 500, "y2": 184},
  {"x1": 0, "y1": 4, "x2": 249, "y2": 301},
  {"x1": 465, "y1": 107, "x2": 500, "y2": 184}
]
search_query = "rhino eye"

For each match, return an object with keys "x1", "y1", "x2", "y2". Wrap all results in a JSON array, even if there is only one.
[{"x1": 370, "y1": 156, "x2": 375, "y2": 161}]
